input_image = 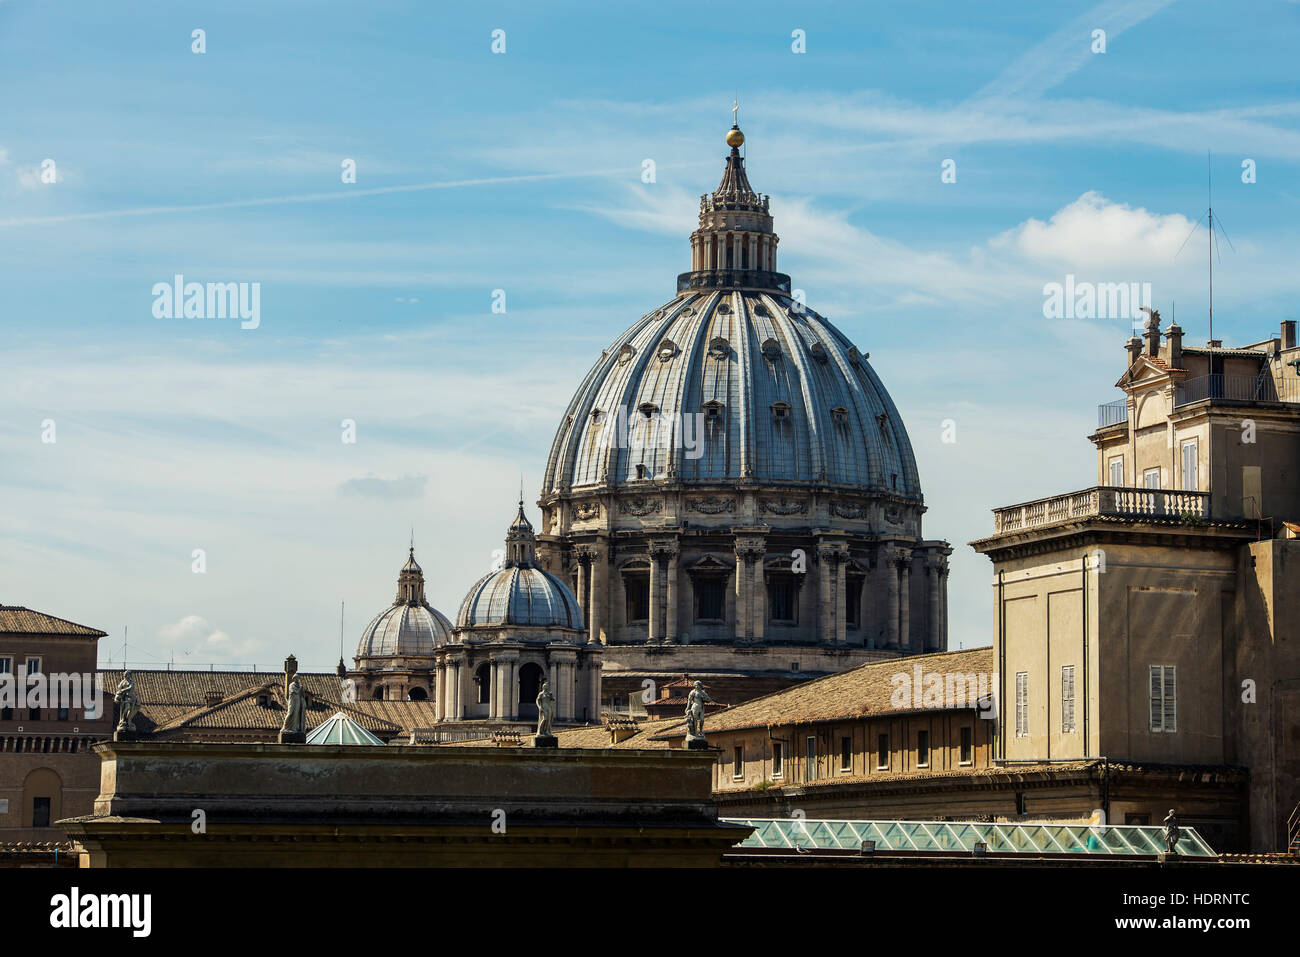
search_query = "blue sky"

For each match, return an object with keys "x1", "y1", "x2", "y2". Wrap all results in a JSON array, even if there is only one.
[{"x1": 2, "y1": 0, "x2": 1299, "y2": 668}]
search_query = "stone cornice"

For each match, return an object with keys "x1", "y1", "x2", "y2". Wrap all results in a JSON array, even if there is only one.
[{"x1": 970, "y1": 518, "x2": 1255, "y2": 561}]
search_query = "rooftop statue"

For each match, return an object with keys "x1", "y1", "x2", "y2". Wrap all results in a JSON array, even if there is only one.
[
  {"x1": 684, "y1": 680, "x2": 713, "y2": 746},
  {"x1": 114, "y1": 672, "x2": 140, "y2": 734},
  {"x1": 281, "y1": 677, "x2": 306, "y2": 735},
  {"x1": 1162, "y1": 809, "x2": 1181, "y2": 854},
  {"x1": 536, "y1": 680, "x2": 555, "y2": 737}
]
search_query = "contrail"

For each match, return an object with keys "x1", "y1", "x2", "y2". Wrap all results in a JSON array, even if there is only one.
[
  {"x1": 0, "y1": 165, "x2": 642, "y2": 228},
  {"x1": 967, "y1": 0, "x2": 1178, "y2": 105}
]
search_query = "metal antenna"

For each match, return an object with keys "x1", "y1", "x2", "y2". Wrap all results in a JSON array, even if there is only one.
[{"x1": 1174, "y1": 153, "x2": 1235, "y2": 353}]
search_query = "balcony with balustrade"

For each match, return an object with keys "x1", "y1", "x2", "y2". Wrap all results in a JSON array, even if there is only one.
[{"x1": 991, "y1": 486, "x2": 1211, "y2": 535}]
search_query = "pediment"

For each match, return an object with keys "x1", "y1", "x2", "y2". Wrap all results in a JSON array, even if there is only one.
[{"x1": 1116, "y1": 355, "x2": 1172, "y2": 390}]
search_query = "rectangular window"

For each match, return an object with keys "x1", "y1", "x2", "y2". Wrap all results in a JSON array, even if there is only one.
[
  {"x1": 806, "y1": 736, "x2": 817, "y2": 781},
  {"x1": 0, "y1": 708, "x2": 12, "y2": 721},
  {"x1": 772, "y1": 741, "x2": 784, "y2": 778},
  {"x1": 839, "y1": 735, "x2": 852, "y2": 772},
  {"x1": 1108, "y1": 457, "x2": 1124, "y2": 487},
  {"x1": 1149, "y1": 665, "x2": 1177, "y2": 733},
  {"x1": 876, "y1": 733, "x2": 889, "y2": 770},
  {"x1": 1181, "y1": 440, "x2": 1198, "y2": 491},
  {"x1": 959, "y1": 726, "x2": 973, "y2": 764},
  {"x1": 1015, "y1": 672, "x2": 1029, "y2": 737},
  {"x1": 28, "y1": 707, "x2": 40, "y2": 721},
  {"x1": 625, "y1": 575, "x2": 649, "y2": 622},
  {"x1": 696, "y1": 579, "x2": 725, "y2": 621},
  {"x1": 1061, "y1": 665, "x2": 1076, "y2": 734},
  {"x1": 0, "y1": 657, "x2": 11, "y2": 674},
  {"x1": 32, "y1": 797, "x2": 51, "y2": 829},
  {"x1": 1143, "y1": 468, "x2": 1161, "y2": 489},
  {"x1": 846, "y1": 580, "x2": 861, "y2": 627},
  {"x1": 24, "y1": 656, "x2": 41, "y2": 676},
  {"x1": 769, "y1": 580, "x2": 796, "y2": 623},
  {"x1": 917, "y1": 729, "x2": 930, "y2": 767},
  {"x1": 732, "y1": 745, "x2": 744, "y2": 779},
  {"x1": 57, "y1": 707, "x2": 69, "y2": 722}
]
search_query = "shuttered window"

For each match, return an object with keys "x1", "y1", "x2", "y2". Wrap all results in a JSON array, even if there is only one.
[
  {"x1": 1149, "y1": 665, "x2": 1177, "y2": 733},
  {"x1": 1181, "y1": 441, "x2": 1198, "y2": 491},
  {"x1": 1108, "y1": 457, "x2": 1123, "y2": 486},
  {"x1": 1061, "y1": 665, "x2": 1076, "y2": 734},
  {"x1": 1015, "y1": 672, "x2": 1029, "y2": 737}
]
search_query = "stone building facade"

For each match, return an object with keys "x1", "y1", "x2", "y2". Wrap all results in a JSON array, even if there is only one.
[
  {"x1": 537, "y1": 124, "x2": 950, "y2": 706},
  {"x1": 971, "y1": 312, "x2": 1300, "y2": 851}
]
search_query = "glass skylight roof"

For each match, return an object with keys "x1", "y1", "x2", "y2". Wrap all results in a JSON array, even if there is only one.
[
  {"x1": 723, "y1": 818, "x2": 1216, "y2": 857},
  {"x1": 304, "y1": 711, "x2": 385, "y2": 746}
]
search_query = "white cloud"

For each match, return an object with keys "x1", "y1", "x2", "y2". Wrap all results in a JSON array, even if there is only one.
[
  {"x1": 989, "y1": 191, "x2": 1203, "y2": 269},
  {"x1": 159, "y1": 614, "x2": 231, "y2": 648}
]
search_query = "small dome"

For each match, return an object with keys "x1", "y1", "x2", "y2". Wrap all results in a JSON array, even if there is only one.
[
  {"x1": 355, "y1": 547, "x2": 454, "y2": 660},
  {"x1": 456, "y1": 503, "x2": 584, "y2": 632},
  {"x1": 457, "y1": 566, "x2": 584, "y2": 630},
  {"x1": 357, "y1": 602, "x2": 453, "y2": 657}
]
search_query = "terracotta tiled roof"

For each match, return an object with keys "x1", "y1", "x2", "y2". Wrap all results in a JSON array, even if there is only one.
[
  {"x1": 553, "y1": 716, "x2": 681, "y2": 750},
  {"x1": 345, "y1": 699, "x2": 443, "y2": 733},
  {"x1": 648, "y1": 647, "x2": 995, "y2": 739},
  {"x1": 97, "y1": 670, "x2": 400, "y2": 739},
  {"x1": 0, "y1": 606, "x2": 106, "y2": 637},
  {"x1": 150, "y1": 680, "x2": 402, "y2": 737}
]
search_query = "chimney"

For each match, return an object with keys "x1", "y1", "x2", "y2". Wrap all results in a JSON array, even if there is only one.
[
  {"x1": 204, "y1": 689, "x2": 223, "y2": 706},
  {"x1": 1144, "y1": 309, "x2": 1161, "y2": 357},
  {"x1": 283, "y1": 654, "x2": 298, "y2": 699},
  {"x1": 1165, "y1": 321, "x2": 1183, "y2": 369},
  {"x1": 1283, "y1": 320, "x2": 1296, "y2": 351},
  {"x1": 1126, "y1": 336, "x2": 1143, "y2": 367}
]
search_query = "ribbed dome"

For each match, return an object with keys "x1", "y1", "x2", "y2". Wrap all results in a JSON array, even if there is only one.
[
  {"x1": 457, "y1": 565, "x2": 584, "y2": 630},
  {"x1": 355, "y1": 547, "x2": 454, "y2": 659},
  {"x1": 357, "y1": 601, "x2": 454, "y2": 657},
  {"x1": 542, "y1": 290, "x2": 921, "y2": 494},
  {"x1": 456, "y1": 502, "x2": 585, "y2": 632}
]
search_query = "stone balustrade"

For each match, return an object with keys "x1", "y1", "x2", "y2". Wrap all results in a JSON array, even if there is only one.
[{"x1": 993, "y1": 486, "x2": 1211, "y2": 533}]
